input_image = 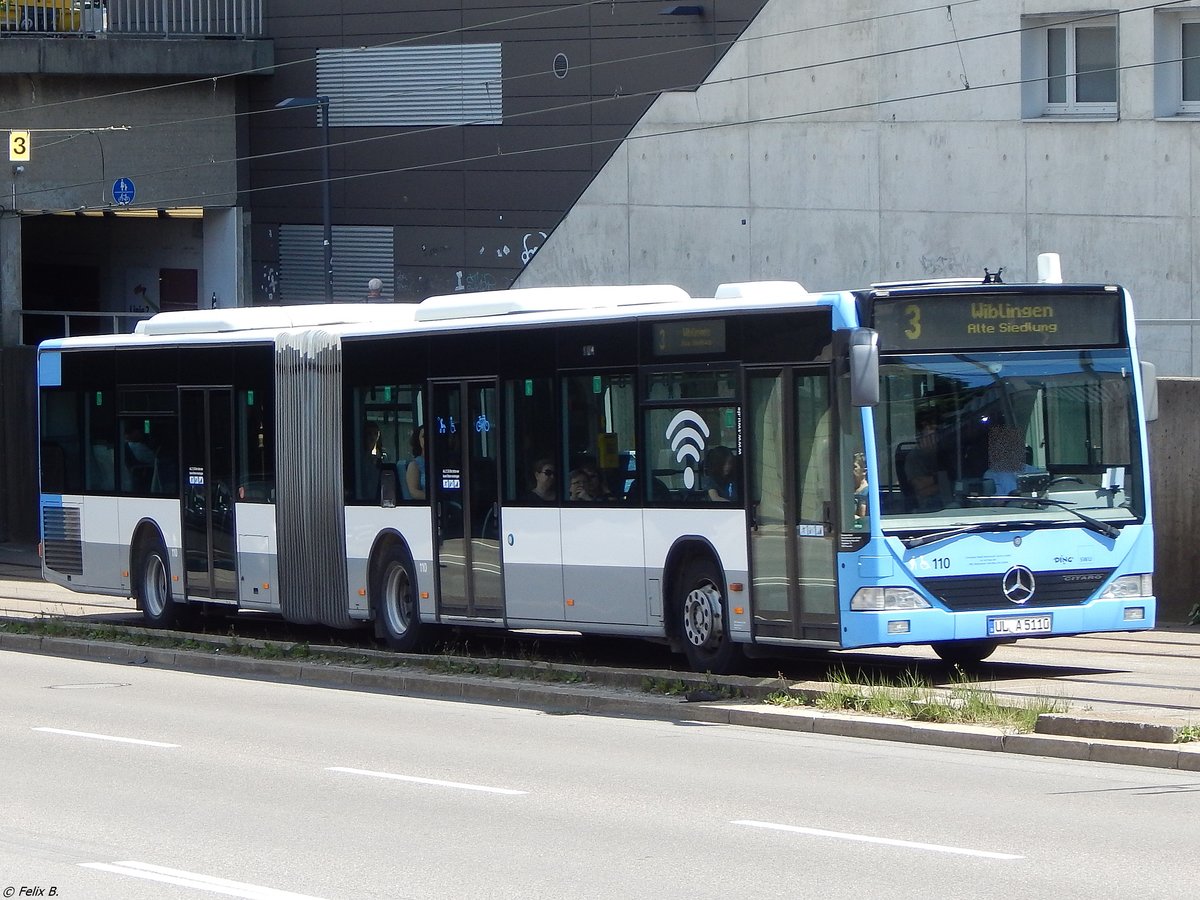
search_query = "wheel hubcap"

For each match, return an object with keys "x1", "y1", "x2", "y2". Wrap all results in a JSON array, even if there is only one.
[
  {"x1": 682, "y1": 583, "x2": 723, "y2": 648},
  {"x1": 384, "y1": 564, "x2": 412, "y2": 636},
  {"x1": 143, "y1": 555, "x2": 167, "y2": 618}
]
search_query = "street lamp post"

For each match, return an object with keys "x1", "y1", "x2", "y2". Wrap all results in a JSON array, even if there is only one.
[{"x1": 275, "y1": 95, "x2": 333, "y2": 303}]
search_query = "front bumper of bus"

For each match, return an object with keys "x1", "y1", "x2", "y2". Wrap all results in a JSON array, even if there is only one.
[{"x1": 839, "y1": 595, "x2": 1156, "y2": 649}]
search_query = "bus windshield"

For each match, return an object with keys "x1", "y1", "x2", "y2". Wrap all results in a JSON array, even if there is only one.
[{"x1": 871, "y1": 348, "x2": 1144, "y2": 533}]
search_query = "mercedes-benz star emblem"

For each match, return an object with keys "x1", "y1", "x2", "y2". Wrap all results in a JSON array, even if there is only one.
[{"x1": 1002, "y1": 565, "x2": 1036, "y2": 605}]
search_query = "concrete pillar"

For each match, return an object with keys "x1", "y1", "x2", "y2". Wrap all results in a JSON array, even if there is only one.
[
  {"x1": 0, "y1": 213, "x2": 22, "y2": 348},
  {"x1": 1148, "y1": 378, "x2": 1200, "y2": 623},
  {"x1": 202, "y1": 207, "x2": 245, "y2": 308}
]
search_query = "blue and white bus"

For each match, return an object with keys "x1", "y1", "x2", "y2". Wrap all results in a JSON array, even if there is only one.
[{"x1": 36, "y1": 255, "x2": 1155, "y2": 671}]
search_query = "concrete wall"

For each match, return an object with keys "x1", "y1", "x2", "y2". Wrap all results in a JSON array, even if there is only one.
[
  {"x1": 519, "y1": 0, "x2": 1200, "y2": 377},
  {"x1": 1149, "y1": 378, "x2": 1200, "y2": 623},
  {"x1": 0, "y1": 76, "x2": 240, "y2": 216}
]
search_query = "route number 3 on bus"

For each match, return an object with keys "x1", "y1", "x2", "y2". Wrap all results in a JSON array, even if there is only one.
[
  {"x1": 903, "y1": 303, "x2": 921, "y2": 340},
  {"x1": 9, "y1": 130, "x2": 30, "y2": 162}
]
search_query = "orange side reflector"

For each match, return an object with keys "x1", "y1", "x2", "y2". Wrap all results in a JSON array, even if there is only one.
[
  {"x1": 358, "y1": 588, "x2": 366, "y2": 597},
  {"x1": 121, "y1": 570, "x2": 129, "y2": 578},
  {"x1": 263, "y1": 583, "x2": 270, "y2": 591},
  {"x1": 566, "y1": 598, "x2": 575, "y2": 606},
  {"x1": 420, "y1": 591, "x2": 429, "y2": 599},
  {"x1": 172, "y1": 575, "x2": 180, "y2": 582},
  {"x1": 730, "y1": 582, "x2": 744, "y2": 592},
  {"x1": 733, "y1": 606, "x2": 745, "y2": 615}
]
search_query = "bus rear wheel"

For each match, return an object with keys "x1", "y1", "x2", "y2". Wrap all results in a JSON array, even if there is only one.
[
  {"x1": 134, "y1": 538, "x2": 176, "y2": 629},
  {"x1": 932, "y1": 639, "x2": 999, "y2": 667},
  {"x1": 373, "y1": 546, "x2": 421, "y2": 652},
  {"x1": 676, "y1": 558, "x2": 742, "y2": 674}
]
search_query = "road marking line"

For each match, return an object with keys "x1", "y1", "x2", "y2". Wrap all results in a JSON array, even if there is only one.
[
  {"x1": 80, "y1": 861, "x2": 328, "y2": 899},
  {"x1": 732, "y1": 820, "x2": 1023, "y2": 859},
  {"x1": 327, "y1": 766, "x2": 527, "y2": 795},
  {"x1": 34, "y1": 727, "x2": 178, "y2": 748}
]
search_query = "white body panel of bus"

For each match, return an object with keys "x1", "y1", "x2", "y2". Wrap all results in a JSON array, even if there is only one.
[{"x1": 343, "y1": 504, "x2": 749, "y2": 635}]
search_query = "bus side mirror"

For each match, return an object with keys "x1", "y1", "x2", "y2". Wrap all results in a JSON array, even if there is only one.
[
  {"x1": 849, "y1": 328, "x2": 879, "y2": 407},
  {"x1": 1141, "y1": 360, "x2": 1158, "y2": 422}
]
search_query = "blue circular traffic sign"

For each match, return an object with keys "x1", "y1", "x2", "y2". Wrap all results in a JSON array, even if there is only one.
[{"x1": 112, "y1": 178, "x2": 135, "y2": 206}]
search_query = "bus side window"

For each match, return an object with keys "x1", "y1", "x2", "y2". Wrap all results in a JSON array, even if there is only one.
[
  {"x1": 503, "y1": 377, "x2": 557, "y2": 506},
  {"x1": 562, "y1": 372, "x2": 636, "y2": 504}
]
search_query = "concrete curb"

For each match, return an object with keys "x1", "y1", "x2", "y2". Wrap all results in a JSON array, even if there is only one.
[{"x1": 3, "y1": 628, "x2": 1198, "y2": 771}]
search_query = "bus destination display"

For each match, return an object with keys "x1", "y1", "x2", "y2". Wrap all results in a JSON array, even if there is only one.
[
  {"x1": 652, "y1": 319, "x2": 726, "y2": 356},
  {"x1": 872, "y1": 291, "x2": 1123, "y2": 351}
]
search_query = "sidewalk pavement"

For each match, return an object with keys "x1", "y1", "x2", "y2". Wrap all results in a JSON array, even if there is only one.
[{"x1": 3, "y1": 540, "x2": 1199, "y2": 771}]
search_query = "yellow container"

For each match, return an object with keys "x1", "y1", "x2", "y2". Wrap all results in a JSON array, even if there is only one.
[{"x1": 0, "y1": 1, "x2": 83, "y2": 33}]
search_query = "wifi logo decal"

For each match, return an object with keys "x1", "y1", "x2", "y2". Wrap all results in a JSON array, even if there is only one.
[{"x1": 665, "y1": 410, "x2": 710, "y2": 490}]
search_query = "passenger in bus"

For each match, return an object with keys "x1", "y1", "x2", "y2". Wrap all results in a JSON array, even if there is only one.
[
  {"x1": 577, "y1": 457, "x2": 613, "y2": 501},
  {"x1": 524, "y1": 458, "x2": 557, "y2": 503},
  {"x1": 984, "y1": 424, "x2": 1039, "y2": 495},
  {"x1": 851, "y1": 450, "x2": 869, "y2": 520},
  {"x1": 905, "y1": 412, "x2": 942, "y2": 510},
  {"x1": 404, "y1": 426, "x2": 426, "y2": 500},
  {"x1": 568, "y1": 468, "x2": 596, "y2": 501},
  {"x1": 702, "y1": 446, "x2": 737, "y2": 502}
]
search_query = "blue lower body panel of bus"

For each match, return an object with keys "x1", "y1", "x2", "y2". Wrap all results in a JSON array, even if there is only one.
[{"x1": 840, "y1": 597, "x2": 1156, "y2": 649}]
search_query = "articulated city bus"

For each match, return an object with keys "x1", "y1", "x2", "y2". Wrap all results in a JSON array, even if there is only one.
[{"x1": 37, "y1": 256, "x2": 1156, "y2": 671}]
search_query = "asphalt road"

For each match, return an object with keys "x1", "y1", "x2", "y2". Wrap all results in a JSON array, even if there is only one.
[
  {"x1": 3, "y1": 651, "x2": 1198, "y2": 900},
  {"x1": 3, "y1": 547, "x2": 1199, "y2": 731}
]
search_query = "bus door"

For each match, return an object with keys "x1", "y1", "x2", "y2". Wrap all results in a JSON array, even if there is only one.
[
  {"x1": 746, "y1": 369, "x2": 838, "y2": 641},
  {"x1": 430, "y1": 380, "x2": 503, "y2": 619},
  {"x1": 179, "y1": 387, "x2": 238, "y2": 601}
]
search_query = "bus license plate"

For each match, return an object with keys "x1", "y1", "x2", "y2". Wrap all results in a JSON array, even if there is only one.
[{"x1": 987, "y1": 614, "x2": 1052, "y2": 636}]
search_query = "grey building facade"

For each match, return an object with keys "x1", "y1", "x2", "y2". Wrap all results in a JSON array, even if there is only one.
[{"x1": 0, "y1": 1, "x2": 767, "y2": 541}]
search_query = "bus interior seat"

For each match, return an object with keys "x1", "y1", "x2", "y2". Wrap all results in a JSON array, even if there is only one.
[
  {"x1": 379, "y1": 464, "x2": 398, "y2": 508},
  {"x1": 90, "y1": 442, "x2": 115, "y2": 491},
  {"x1": 628, "y1": 475, "x2": 673, "y2": 503}
]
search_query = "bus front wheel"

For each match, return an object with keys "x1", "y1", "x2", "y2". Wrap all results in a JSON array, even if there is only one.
[
  {"x1": 932, "y1": 640, "x2": 999, "y2": 666},
  {"x1": 134, "y1": 538, "x2": 176, "y2": 629},
  {"x1": 675, "y1": 558, "x2": 742, "y2": 674},
  {"x1": 373, "y1": 546, "x2": 421, "y2": 652}
]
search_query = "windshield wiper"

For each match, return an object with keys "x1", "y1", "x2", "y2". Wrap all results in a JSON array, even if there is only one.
[
  {"x1": 1016, "y1": 496, "x2": 1120, "y2": 538},
  {"x1": 900, "y1": 520, "x2": 1042, "y2": 549},
  {"x1": 902, "y1": 520, "x2": 1003, "y2": 549},
  {"x1": 898, "y1": 497, "x2": 1121, "y2": 549}
]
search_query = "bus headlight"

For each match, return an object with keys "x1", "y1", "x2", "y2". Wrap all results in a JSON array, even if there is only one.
[
  {"x1": 850, "y1": 587, "x2": 932, "y2": 611},
  {"x1": 1099, "y1": 574, "x2": 1153, "y2": 600}
]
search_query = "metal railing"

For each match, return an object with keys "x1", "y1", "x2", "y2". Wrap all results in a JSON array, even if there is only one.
[
  {"x1": 0, "y1": 1, "x2": 264, "y2": 37},
  {"x1": 19, "y1": 309, "x2": 151, "y2": 345}
]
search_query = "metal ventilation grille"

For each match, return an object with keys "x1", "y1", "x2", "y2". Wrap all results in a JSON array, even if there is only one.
[
  {"x1": 316, "y1": 45, "x2": 503, "y2": 126},
  {"x1": 43, "y1": 505, "x2": 83, "y2": 576},
  {"x1": 278, "y1": 225, "x2": 395, "y2": 304},
  {"x1": 917, "y1": 569, "x2": 1113, "y2": 611},
  {"x1": 274, "y1": 330, "x2": 353, "y2": 628}
]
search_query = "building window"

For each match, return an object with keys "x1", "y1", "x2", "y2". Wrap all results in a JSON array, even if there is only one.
[
  {"x1": 1185, "y1": 22, "x2": 1200, "y2": 102},
  {"x1": 1153, "y1": 12, "x2": 1200, "y2": 117},
  {"x1": 1023, "y1": 16, "x2": 1118, "y2": 118}
]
